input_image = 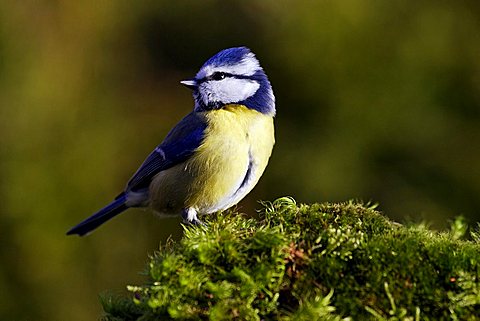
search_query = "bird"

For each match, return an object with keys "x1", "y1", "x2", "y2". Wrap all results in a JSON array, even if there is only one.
[{"x1": 67, "y1": 46, "x2": 276, "y2": 236}]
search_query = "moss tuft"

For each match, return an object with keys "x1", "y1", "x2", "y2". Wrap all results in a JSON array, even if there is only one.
[{"x1": 102, "y1": 198, "x2": 480, "y2": 320}]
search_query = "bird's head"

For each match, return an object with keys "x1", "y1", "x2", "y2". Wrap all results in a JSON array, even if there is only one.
[{"x1": 181, "y1": 47, "x2": 275, "y2": 116}]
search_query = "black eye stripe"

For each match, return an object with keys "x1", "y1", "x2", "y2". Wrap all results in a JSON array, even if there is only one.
[{"x1": 198, "y1": 72, "x2": 253, "y2": 84}]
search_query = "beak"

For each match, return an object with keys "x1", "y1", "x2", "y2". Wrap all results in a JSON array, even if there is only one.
[{"x1": 180, "y1": 78, "x2": 197, "y2": 90}]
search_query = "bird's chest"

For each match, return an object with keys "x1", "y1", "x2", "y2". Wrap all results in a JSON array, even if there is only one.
[{"x1": 185, "y1": 105, "x2": 274, "y2": 210}]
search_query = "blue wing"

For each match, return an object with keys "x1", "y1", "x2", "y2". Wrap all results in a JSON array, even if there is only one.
[
  {"x1": 67, "y1": 112, "x2": 207, "y2": 236},
  {"x1": 125, "y1": 112, "x2": 207, "y2": 192}
]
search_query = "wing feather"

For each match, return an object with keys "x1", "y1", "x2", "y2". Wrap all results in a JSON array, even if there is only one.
[{"x1": 126, "y1": 112, "x2": 207, "y2": 191}]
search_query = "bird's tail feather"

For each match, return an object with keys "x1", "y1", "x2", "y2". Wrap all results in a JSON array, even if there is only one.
[{"x1": 67, "y1": 194, "x2": 128, "y2": 236}]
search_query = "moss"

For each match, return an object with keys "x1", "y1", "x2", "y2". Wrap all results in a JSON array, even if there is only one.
[{"x1": 101, "y1": 198, "x2": 480, "y2": 320}]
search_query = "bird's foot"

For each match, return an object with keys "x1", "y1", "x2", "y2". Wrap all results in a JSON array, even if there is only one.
[{"x1": 181, "y1": 208, "x2": 205, "y2": 226}]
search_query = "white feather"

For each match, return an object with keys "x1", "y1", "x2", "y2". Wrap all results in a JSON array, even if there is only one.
[{"x1": 199, "y1": 78, "x2": 260, "y2": 106}]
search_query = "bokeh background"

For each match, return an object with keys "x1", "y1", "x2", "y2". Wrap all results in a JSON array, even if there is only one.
[{"x1": 1, "y1": 1, "x2": 479, "y2": 319}]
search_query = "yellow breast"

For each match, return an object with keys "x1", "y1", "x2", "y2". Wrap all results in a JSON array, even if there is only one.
[
  {"x1": 187, "y1": 104, "x2": 275, "y2": 212},
  {"x1": 150, "y1": 105, "x2": 274, "y2": 215}
]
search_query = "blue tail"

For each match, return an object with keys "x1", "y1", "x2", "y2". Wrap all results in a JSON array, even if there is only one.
[{"x1": 67, "y1": 194, "x2": 128, "y2": 236}]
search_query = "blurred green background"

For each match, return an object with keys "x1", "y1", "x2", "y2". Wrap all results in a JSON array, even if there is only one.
[{"x1": 0, "y1": 1, "x2": 479, "y2": 319}]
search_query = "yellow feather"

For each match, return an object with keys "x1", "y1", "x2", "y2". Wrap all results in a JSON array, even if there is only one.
[{"x1": 150, "y1": 105, "x2": 274, "y2": 216}]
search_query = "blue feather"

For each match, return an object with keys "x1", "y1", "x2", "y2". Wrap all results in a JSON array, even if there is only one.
[
  {"x1": 67, "y1": 113, "x2": 207, "y2": 236},
  {"x1": 201, "y1": 46, "x2": 252, "y2": 68},
  {"x1": 238, "y1": 70, "x2": 275, "y2": 115},
  {"x1": 66, "y1": 194, "x2": 128, "y2": 236},
  {"x1": 126, "y1": 112, "x2": 207, "y2": 192}
]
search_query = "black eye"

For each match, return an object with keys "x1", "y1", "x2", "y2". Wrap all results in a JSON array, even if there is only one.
[{"x1": 211, "y1": 72, "x2": 227, "y2": 81}]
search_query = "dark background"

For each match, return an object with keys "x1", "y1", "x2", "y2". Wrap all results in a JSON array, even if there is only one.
[{"x1": 0, "y1": 1, "x2": 479, "y2": 320}]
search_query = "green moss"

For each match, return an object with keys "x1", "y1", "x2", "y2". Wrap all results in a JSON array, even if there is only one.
[{"x1": 101, "y1": 198, "x2": 480, "y2": 320}]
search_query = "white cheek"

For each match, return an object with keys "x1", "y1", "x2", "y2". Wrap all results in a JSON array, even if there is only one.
[{"x1": 201, "y1": 78, "x2": 260, "y2": 106}]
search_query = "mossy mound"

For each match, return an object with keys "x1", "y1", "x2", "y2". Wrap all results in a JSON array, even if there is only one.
[{"x1": 102, "y1": 198, "x2": 480, "y2": 320}]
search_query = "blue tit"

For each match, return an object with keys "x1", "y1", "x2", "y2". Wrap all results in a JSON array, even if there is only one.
[{"x1": 67, "y1": 46, "x2": 275, "y2": 236}]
